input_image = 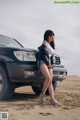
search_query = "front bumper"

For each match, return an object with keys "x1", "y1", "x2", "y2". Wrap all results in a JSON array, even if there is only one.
[
  {"x1": 6, "y1": 62, "x2": 67, "y2": 83},
  {"x1": 53, "y1": 65, "x2": 67, "y2": 81}
]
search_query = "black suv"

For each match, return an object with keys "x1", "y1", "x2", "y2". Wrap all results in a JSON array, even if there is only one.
[{"x1": 0, "y1": 34, "x2": 67, "y2": 100}]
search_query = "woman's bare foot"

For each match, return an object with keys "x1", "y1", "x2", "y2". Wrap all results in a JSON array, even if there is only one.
[
  {"x1": 40, "y1": 93, "x2": 46, "y2": 105},
  {"x1": 50, "y1": 98, "x2": 61, "y2": 106}
]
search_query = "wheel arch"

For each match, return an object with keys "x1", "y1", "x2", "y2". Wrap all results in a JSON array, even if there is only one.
[{"x1": 0, "y1": 60, "x2": 10, "y2": 81}]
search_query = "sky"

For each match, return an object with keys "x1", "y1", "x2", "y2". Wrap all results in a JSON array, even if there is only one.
[{"x1": 0, "y1": 0, "x2": 80, "y2": 76}]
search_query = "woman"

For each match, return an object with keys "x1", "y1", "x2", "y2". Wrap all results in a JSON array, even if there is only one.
[{"x1": 37, "y1": 30, "x2": 61, "y2": 106}]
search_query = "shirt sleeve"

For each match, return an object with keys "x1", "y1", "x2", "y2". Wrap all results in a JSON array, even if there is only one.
[
  {"x1": 40, "y1": 49, "x2": 50, "y2": 66},
  {"x1": 45, "y1": 43, "x2": 55, "y2": 55}
]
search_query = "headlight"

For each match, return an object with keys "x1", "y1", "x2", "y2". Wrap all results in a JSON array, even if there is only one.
[
  {"x1": 14, "y1": 51, "x2": 36, "y2": 61},
  {"x1": 60, "y1": 57, "x2": 64, "y2": 65},
  {"x1": 53, "y1": 55, "x2": 56, "y2": 64}
]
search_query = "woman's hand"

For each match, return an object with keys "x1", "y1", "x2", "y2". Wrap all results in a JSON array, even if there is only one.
[{"x1": 48, "y1": 64, "x2": 53, "y2": 69}]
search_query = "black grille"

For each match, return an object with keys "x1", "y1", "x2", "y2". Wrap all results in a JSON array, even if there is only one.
[{"x1": 54, "y1": 56, "x2": 61, "y2": 65}]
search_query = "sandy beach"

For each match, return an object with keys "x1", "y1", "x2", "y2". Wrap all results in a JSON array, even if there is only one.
[{"x1": 0, "y1": 75, "x2": 80, "y2": 120}]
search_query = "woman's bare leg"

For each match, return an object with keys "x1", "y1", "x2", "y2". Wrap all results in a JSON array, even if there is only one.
[
  {"x1": 48, "y1": 68, "x2": 61, "y2": 106},
  {"x1": 48, "y1": 68, "x2": 55, "y2": 100},
  {"x1": 40, "y1": 64, "x2": 52, "y2": 96},
  {"x1": 39, "y1": 64, "x2": 61, "y2": 105}
]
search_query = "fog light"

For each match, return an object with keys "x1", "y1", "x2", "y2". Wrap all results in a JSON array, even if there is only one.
[{"x1": 24, "y1": 71, "x2": 34, "y2": 76}]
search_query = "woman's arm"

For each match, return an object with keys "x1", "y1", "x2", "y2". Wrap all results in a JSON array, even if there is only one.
[{"x1": 43, "y1": 41, "x2": 55, "y2": 55}]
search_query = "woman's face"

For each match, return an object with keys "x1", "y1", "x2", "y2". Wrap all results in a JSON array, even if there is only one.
[{"x1": 48, "y1": 35, "x2": 55, "y2": 43}]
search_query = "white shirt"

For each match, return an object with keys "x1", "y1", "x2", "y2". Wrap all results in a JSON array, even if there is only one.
[{"x1": 45, "y1": 42, "x2": 55, "y2": 57}]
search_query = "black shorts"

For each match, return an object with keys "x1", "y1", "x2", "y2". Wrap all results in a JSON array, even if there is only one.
[{"x1": 37, "y1": 58, "x2": 51, "y2": 70}]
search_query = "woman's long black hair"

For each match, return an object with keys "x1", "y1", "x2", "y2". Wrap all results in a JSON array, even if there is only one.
[{"x1": 44, "y1": 30, "x2": 55, "y2": 49}]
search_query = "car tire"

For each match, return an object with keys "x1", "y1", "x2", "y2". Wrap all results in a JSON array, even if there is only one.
[
  {"x1": 32, "y1": 85, "x2": 42, "y2": 95},
  {"x1": 0, "y1": 65, "x2": 15, "y2": 101},
  {"x1": 32, "y1": 81, "x2": 57, "y2": 95}
]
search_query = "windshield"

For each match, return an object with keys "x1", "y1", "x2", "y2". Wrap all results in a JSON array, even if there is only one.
[{"x1": 0, "y1": 35, "x2": 23, "y2": 48}]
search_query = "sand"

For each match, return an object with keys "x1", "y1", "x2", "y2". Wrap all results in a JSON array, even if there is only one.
[{"x1": 0, "y1": 75, "x2": 80, "y2": 120}]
